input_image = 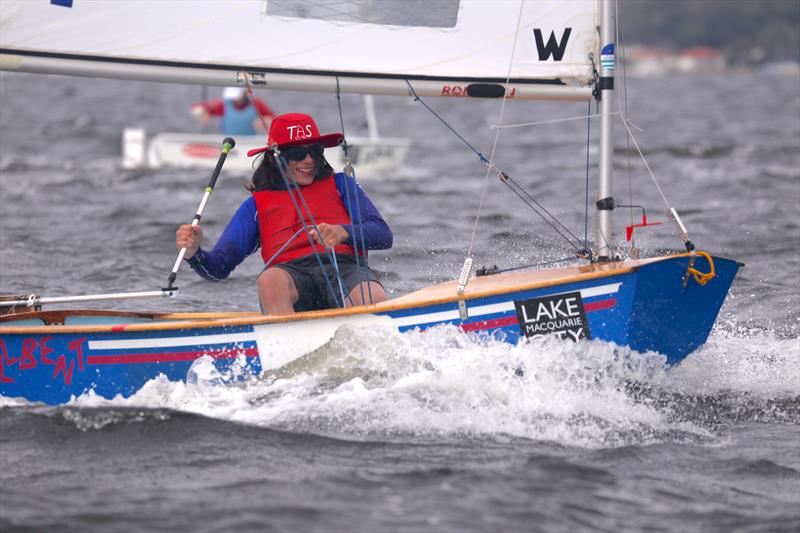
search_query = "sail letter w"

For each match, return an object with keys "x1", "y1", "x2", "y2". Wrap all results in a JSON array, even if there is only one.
[{"x1": 533, "y1": 28, "x2": 572, "y2": 61}]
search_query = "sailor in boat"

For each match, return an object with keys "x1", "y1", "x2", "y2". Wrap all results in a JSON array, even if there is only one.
[
  {"x1": 175, "y1": 113, "x2": 393, "y2": 315},
  {"x1": 190, "y1": 86, "x2": 276, "y2": 136}
]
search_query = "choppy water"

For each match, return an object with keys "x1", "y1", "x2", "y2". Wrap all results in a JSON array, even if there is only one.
[{"x1": 1, "y1": 70, "x2": 799, "y2": 532}]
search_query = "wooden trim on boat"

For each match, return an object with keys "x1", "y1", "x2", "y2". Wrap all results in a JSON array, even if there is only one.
[{"x1": 0, "y1": 256, "x2": 688, "y2": 335}]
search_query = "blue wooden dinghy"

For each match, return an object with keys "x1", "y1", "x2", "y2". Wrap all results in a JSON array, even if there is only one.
[
  {"x1": 0, "y1": 0, "x2": 742, "y2": 405},
  {"x1": 0, "y1": 254, "x2": 739, "y2": 405}
]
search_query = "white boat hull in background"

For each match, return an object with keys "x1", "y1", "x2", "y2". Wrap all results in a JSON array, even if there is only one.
[{"x1": 122, "y1": 129, "x2": 412, "y2": 180}]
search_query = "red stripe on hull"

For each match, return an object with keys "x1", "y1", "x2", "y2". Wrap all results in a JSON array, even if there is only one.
[
  {"x1": 584, "y1": 298, "x2": 616, "y2": 312},
  {"x1": 87, "y1": 347, "x2": 259, "y2": 365},
  {"x1": 460, "y1": 315, "x2": 519, "y2": 332}
]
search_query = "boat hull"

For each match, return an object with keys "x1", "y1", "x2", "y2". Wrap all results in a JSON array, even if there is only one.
[
  {"x1": 0, "y1": 254, "x2": 739, "y2": 405},
  {"x1": 122, "y1": 130, "x2": 413, "y2": 179}
]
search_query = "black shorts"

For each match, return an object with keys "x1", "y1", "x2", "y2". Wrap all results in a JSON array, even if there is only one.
[{"x1": 271, "y1": 254, "x2": 384, "y2": 312}]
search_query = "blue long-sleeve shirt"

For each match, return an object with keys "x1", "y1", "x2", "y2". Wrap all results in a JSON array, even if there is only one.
[{"x1": 186, "y1": 172, "x2": 392, "y2": 281}]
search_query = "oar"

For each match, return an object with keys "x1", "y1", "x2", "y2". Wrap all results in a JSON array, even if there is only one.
[{"x1": 165, "y1": 137, "x2": 235, "y2": 290}]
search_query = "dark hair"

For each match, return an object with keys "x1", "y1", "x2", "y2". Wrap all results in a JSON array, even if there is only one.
[{"x1": 246, "y1": 150, "x2": 334, "y2": 191}]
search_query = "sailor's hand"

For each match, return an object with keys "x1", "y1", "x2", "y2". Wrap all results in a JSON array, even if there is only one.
[
  {"x1": 191, "y1": 106, "x2": 210, "y2": 124},
  {"x1": 310, "y1": 223, "x2": 348, "y2": 249},
  {"x1": 176, "y1": 224, "x2": 203, "y2": 259}
]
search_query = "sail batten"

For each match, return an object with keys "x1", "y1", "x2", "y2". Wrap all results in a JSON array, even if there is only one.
[{"x1": 1, "y1": 0, "x2": 598, "y2": 100}]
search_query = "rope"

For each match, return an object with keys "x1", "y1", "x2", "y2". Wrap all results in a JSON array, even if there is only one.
[
  {"x1": 240, "y1": 72, "x2": 362, "y2": 307},
  {"x1": 261, "y1": 228, "x2": 304, "y2": 271},
  {"x1": 334, "y1": 77, "x2": 373, "y2": 303},
  {"x1": 687, "y1": 251, "x2": 716, "y2": 286},
  {"x1": 274, "y1": 153, "x2": 349, "y2": 307},
  {"x1": 240, "y1": 71, "x2": 271, "y2": 134},
  {"x1": 499, "y1": 175, "x2": 587, "y2": 254},
  {"x1": 334, "y1": 77, "x2": 352, "y2": 169},
  {"x1": 341, "y1": 177, "x2": 374, "y2": 304},
  {"x1": 405, "y1": 80, "x2": 586, "y2": 256}
]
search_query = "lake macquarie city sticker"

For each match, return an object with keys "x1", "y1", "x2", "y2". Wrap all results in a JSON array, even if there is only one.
[{"x1": 514, "y1": 291, "x2": 591, "y2": 342}]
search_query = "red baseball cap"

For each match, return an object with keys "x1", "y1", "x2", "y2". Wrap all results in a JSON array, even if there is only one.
[{"x1": 247, "y1": 113, "x2": 343, "y2": 157}]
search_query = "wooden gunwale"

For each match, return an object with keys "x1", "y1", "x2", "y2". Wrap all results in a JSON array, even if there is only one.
[{"x1": 0, "y1": 256, "x2": 681, "y2": 335}]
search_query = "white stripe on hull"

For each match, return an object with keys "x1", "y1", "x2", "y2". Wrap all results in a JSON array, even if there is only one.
[
  {"x1": 86, "y1": 283, "x2": 622, "y2": 350},
  {"x1": 89, "y1": 332, "x2": 256, "y2": 351},
  {"x1": 390, "y1": 283, "x2": 622, "y2": 327}
]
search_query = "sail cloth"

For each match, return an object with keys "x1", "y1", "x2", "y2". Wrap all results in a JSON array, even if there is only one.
[{"x1": 0, "y1": 0, "x2": 598, "y2": 100}]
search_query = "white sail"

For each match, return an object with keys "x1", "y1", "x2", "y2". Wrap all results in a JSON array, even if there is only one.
[{"x1": 0, "y1": 0, "x2": 597, "y2": 100}]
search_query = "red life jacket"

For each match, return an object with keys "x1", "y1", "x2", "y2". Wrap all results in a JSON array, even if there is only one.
[{"x1": 253, "y1": 175, "x2": 356, "y2": 265}]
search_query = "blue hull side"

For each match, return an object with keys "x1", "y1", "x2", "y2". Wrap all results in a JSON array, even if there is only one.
[
  {"x1": 0, "y1": 325, "x2": 262, "y2": 405},
  {"x1": 627, "y1": 255, "x2": 740, "y2": 365},
  {"x1": 381, "y1": 255, "x2": 738, "y2": 366}
]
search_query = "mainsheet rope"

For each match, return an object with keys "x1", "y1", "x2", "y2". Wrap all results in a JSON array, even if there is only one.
[
  {"x1": 273, "y1": 151, "x2": 350, "y2": 307},
  {"x1": 334, "y1": 77, "x2": 373, "y2": 304},
  {"x1": 241, "y1": 69, "x2": 359, "y2": 308}
]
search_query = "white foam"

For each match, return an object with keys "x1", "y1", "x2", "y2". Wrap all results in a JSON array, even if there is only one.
[
  {"x1": 10, "y1": 324, "x2": 796, "y2": 447},
  {"x1": 671, "y1": 328, "x2": 800, "y2": 396}
]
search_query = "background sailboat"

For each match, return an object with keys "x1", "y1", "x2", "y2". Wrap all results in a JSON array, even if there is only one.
[
  {"x1": 122, "y1": 95, "x2": 413, "y2": 179},
  {"x1": 0, "y1": 0, "x2": 741, "y2": 405}
]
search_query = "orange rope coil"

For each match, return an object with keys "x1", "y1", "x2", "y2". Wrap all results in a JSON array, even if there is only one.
[{"x1": 687, "y1": 251, "x2": 716, "y2": 286}]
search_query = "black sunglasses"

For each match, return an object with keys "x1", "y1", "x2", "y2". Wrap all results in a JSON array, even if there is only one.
[{"x1": 282, "y1": 143, "x2": 324, "y2": 161}]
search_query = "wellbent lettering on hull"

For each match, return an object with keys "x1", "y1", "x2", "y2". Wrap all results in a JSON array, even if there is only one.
[{"x1": 0, "y1": 337, "x2": 87, "y2": 386}]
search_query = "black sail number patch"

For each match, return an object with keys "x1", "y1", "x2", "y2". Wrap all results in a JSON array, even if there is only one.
[{"x1": 514, "y1": 291, "x2": 591, "y2": 341}]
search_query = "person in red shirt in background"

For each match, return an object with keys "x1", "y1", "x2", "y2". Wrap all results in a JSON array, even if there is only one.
[{"x1": 191, "y1": 86, "x2": 275, "y2": 136}]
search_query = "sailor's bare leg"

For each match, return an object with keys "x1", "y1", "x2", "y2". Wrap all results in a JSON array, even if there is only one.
[
  {"x1": 346, "y1": 282, "x2": 387, "y2": 307},
  {"x1": 257, "y1": 268, "x2": 299, "y2": 315}
]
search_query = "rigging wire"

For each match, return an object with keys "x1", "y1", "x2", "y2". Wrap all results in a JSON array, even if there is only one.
[
  {"x1": 618, "y1": 118, "x2": 671, "y2": 209},
  {"x1": 616, "y1": 0, "x2": 635, "y2": 228},
  {"x1": 403, "y1": 81, "x2": 487, "y2": 163},
  {"x1": 499, "y1": 177, "x2": 588, "y2": 254},
  {"x1": 606, "y1": 3, "x2": 676, "y2": 217},
  {"x1": 462, "y1": 0, "x2": 527, "y2": 260},
  {"x1": 490, "y1": 112, "x2": 620, "y2": 130},
  {"x1": 404, "y1": 81, "x2": 586, "y2": 256},
  {"x1": 402, "y1": 2, "x2": 600, "y2": 264}
]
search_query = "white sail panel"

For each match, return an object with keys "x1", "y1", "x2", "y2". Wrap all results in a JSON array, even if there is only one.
[{"x1": 1, "y1": 0, "x2": 598, "y2": 81}]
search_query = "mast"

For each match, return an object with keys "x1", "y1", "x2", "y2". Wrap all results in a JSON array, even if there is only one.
[{"x1": 595, "y1": 0, "x2": 616, "y2": 260}]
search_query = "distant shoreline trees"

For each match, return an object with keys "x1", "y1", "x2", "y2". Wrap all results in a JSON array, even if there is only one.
[{"x1": 620, "y1": 0, "x2": 800, "y2": 65}]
